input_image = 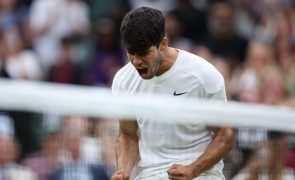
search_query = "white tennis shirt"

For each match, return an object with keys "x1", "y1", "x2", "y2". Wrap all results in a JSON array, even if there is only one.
[{"x1": 112, "y1": 50, "x2": 227, "y2": 179}]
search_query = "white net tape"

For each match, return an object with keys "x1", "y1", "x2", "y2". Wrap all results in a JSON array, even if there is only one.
[{"x1": 0, "y1": 78, "x2": 294, "y2": 132}]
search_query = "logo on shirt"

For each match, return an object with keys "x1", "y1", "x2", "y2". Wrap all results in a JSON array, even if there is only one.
[{"x1": 173, "y1": 91, "x2": 188, "y2": 96}]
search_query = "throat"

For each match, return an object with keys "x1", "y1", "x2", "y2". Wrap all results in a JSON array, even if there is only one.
[{"x1": 156, "y1": 48, "x2": 179, "y2": 76}]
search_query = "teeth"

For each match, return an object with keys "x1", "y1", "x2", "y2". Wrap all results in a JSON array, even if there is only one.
[{"x1": 137, "y1": 67, "x2": 145, "y2": 70}]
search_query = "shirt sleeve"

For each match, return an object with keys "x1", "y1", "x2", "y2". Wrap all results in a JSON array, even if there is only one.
[
  {"x1": 205, "y1": 86, "x2": 227, "y2": 103},
  {"x1": 111, "y1": 71, "x2": 124, "y2": 95}
]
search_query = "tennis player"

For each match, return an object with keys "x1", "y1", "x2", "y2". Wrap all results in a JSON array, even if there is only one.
[{"x1": 111, "y1": 7, "x2": 234, "y2": 180}]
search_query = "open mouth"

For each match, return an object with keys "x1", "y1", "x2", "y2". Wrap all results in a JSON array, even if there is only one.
[{"x1": 137, "y1": 67, "x2": 148, "y2": 75}]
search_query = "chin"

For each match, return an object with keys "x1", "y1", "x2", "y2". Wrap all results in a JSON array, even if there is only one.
[
  {"x1": 140, "y1": 75, "x2": 153, "y2": 80},
  {"x1": 139, "y1": 73, "x2": 154, "y2": 79}
]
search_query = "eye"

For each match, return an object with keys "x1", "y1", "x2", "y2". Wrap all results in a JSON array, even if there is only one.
[{"x1": 140, "y1": 52, "x2": 149, "y2": 57}]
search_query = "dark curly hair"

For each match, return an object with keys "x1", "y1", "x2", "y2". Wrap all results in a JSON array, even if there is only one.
[{"x1": 120, "y1": 7, "x2": 165, "y2": 55}]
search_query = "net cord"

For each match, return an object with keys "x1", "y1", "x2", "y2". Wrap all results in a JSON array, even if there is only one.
[{"x1": 0, "y1": 78, "x2": 294, "y2": 132}]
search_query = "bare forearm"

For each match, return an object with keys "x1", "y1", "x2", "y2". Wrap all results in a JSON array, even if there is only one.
[
  {"x1": 189, "y1": 128, "x2": 234, "y2": 177},
  {"x1": 116, "y1": 132, "x2": 139, "y2": 173}
]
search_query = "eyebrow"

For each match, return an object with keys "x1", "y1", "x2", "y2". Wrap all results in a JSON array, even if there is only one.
[
  {"x1": 138, "y1": 50, "x2": 151, "y2": 56},
  {"x1": 128, "y1": 49, "x2": 150, "y2": 56}
]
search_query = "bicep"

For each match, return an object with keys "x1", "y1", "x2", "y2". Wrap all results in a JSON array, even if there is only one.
[
  {"x1": 209, "y1": 126, "x2": 234, "y2": 142},
  {"x1": 203, "y1": 86, "x2": 228, "y2": 133},
  {"x1": 119, "y1": 119, "x2": 138, "y2": 136}
]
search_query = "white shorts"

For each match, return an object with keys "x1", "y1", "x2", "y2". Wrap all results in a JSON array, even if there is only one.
[{"x1": 134, "y1": 170, "x2": 225, "y2": 180}]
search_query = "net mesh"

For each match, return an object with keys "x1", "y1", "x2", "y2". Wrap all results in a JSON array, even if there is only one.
[{"x1": 0, "y1": 79, "x2": 294, "y2": 179}]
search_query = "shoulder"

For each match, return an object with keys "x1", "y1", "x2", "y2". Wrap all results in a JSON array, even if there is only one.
[
  {"x1": 10, "y1": 164, "x2": 37, "y2": 180},
  {"x1": 22, "y1": 153, "x2": 43, "y2": 166},
  {"x1": 113, "y1": 62, "x2": 134, "y2": 82},
  {"x1": 112, "y1": 62, "x2": 137, "y2": 94},
  {"x1": 178, "y1": 50, "x2": 224, "y2": 93}
]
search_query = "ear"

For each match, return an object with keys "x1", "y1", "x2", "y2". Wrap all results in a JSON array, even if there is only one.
[{"x1": 159, "y1": 37, "x2": 168, "y2": 50}]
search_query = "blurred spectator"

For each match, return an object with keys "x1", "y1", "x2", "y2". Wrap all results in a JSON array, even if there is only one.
[
  {"x1": 49, "y1": 116, "x2": 109, "y2": 180},
  {"x1": 232, "y1": 41, "x2": 274, "y2": 101},
  {"x1": 129, "y1": 0, "x2": 176, "y2": 13},
  {"x1": 23, "y1": 127, "x2": 62, "y2": 180},
  {"x1": 29, "y1": 0, "x2": 90, "y2": 70},
  {"x1": 260, "y1": 65, "x2": 290, "y2": 105},
  {"x1": 233, "y1": 135, "x2": 291, "y2": 180},
  {"x1": 0, "y1": 24, "x2": 43, "y2": 161},
  {"x1": 0, "y1": 35, "x2": 9, "y2": 78},
  {"x1": 285, "y1": 137, "x2": 295, "y2": 171},
  {"x1": 286, "y1": 52, "x2": 295, "y2": 99},
  {"x1": 251, "y1": 0, "x2": 283, "y2": 44},
  {"x1": 0, "y1": 0, "x2": 33, "y2": 50},
  {"x1": 0, "y1": 0, "x2": 28, "y2": 31},
  {"x1": 200, "y1": 1, "x2": 248, "y2": 66},
  {"x1": 168, "y1": 0, "x2": 207, "y2": 42},
  {"x1": 230, "y1": 41, "x2": 273, "y2": 176},
  {"x1": 18, "y1": 10, "x2": 34, "y2": 50},
  {"x1": 192, "y1": 45, "x2": 214, "y2": 62},
  {"x1": 83, "y1": 18, "x2": 125, "y2": 86},
  {"x1": 9, "y1": 111, "x2": 43, "y2": 161},
  {"x1": 1, "y1": 26, "x2": 44, "y2": 160},
  {"x1": 96, "y1": 119, "x2": 118, "y2": 177},
  {"x1": 165, "y1": 13, "x2": 195, "y2": 52},
  {"x1": 48, "y1": 37, "x2": 82, "y2": 84},
  {"x1": 275, "y1": 12, "x2": 294, "y2": 70},
  {"x1": 0, "y1": 113, "x2": 14, "y2": 138},
  {"x1": 260, "y1": 65, "x2": 290, "y2": 178},
  {"x1": 0, "y1": 119, "x2": 37, "y2": 180},
  {"x1": 0, "y1": 0, "x2": 294, "y2": 179},
  {"x1": 61, "y1": 116, "x2": 102, "y2": 165},
  {"x1": 252, "y1": 14, "x2": 277, "y2": 45},
  {"x1": 0, "y1": 137, "x2": 37, "y2": 180},
  {"x1": 83, "y1": 118, "x2": 103, "y2": 165},
  {"x1": 191, "y1": 0, "x2": 210, "y2": 10},
  {"x1": 232, "y1": 0, "x2": 258, "y2": 40},
  {"x1": 49, "y1": 138, "x2": 109, "y2": 180},
  {"x1": 4, "y1": 29, "x2": 42, "y2": 80},
  {"x1": 88, "y1": 0, "x2": 130, "y2": 24},
  {"x1": 0, "y1": 0, "x2": 36, "y2": 79},
  {"x1": 212, "y1": 57, "x2": 232, "y2": 99}
]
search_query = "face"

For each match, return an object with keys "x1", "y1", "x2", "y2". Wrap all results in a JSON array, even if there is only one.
[
  {"x1": 210, "y1": 3, "x2": 233, "y2": 36},
  {"x1": 65, "y1": 137, "x2": 81, "y2": 161},
  {"x1": 127, "y1": 46, "x2": 163, "y2": 79},
  {"x1": 42, "y1": 134, "x2": 61, "y2": 155},
  {"x1": 0, "y1": 138, "x2": 15, "y2": 164}
]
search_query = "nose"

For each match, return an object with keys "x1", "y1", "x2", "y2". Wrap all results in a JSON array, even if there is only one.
[{"x1": 131, "y1": 56, "x2": 143, "y2": 66}]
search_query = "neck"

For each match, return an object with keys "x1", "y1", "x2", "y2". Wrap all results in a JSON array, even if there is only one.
[{"x1": 157, "y1": 47, "x2": 179, "y2": 76}]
